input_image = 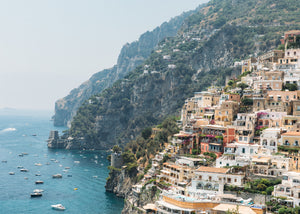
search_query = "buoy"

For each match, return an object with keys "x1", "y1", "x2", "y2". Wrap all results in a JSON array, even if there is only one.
[{"x1": 74, "y1": 188, "x2": 78, "y2": 190}]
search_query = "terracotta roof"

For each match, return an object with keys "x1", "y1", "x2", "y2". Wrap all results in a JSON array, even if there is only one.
[
  {"x1": 282, "y1": 132, "x2": 300, "y2": 136},
  {"x1": 196, "y1": 166, "x2": 229, "y2": 173}
]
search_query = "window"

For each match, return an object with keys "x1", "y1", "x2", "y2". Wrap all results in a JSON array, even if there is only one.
[
  {"x1": 295, "y1": 141, "x2": 299, "y2": 146},
  {"x1": 242, "y1": 148, "x2": 245, "y2": 153},
  {"x1": 250, "y1": 149, "x2": 253, "y2": 154}
]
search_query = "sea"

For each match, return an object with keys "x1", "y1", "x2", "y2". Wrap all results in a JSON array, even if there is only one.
[{"x1": 0, "y1": 109, "x2": 124, "y2": 214}]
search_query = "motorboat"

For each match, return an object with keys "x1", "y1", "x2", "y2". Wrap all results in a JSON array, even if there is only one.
[
  {"x1": 52, "y1": 174, "x2": 62, "y2": 178},
  {"x1": 35, "y1": 174, "x2": 41, "y2": 176},
  {"x1": 9, "y1": 172, "x2": 15, "y2": 175},
  {"x1": 51, "y1": 204, "x2": 66, "y2": 211},
  {"x1": 65, "y1": 167, "x2": 70, "y2": 169},
  {"x1": 1, "y1": 160, "x2": 7, "y2": 163},
  {"x1": 17, "y1": 166, "x2": 23, "y2": 168},
  {"x1": 33, "y1": 189, "x2": 44, "y2": 193},
  {"x1": 67, "y1": 175, "x2": 72, "y2": 177},
  {"x1": 35, "y1": 180, "x2": 44, "y2": 184},
  {"x1": 20, "y1": 169, "x2": 29, "y2": 172},
  {"x1": 31, "y1": 192, "x2": 42, "y2": 197},
  {"x1": 35, "y1": 163, "x2": 42, "y2": 166}
]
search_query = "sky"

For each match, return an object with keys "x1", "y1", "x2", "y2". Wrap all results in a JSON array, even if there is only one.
[{"x1": 0, "y1": 0, "x2": 208, "y2": 111}]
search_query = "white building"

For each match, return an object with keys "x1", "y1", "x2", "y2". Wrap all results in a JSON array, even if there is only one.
[
  {"x1": 260, "y1": 128, "x2": 281, "y2": 154},
  {"x1": 187, "y1": 167, "x2": 245, "y2": 198},
  {"x1": 274, "y1": 171, "x2": 300, "y2": 207},
  {"x1": 216, "y1": 142, "x2": 259, "y2": 168}
]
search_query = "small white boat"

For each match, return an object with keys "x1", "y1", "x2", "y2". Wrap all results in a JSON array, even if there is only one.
[
  {"x1": 31, "y1": 192, "x2": 42, "y2": 197},
  {"x1": 52, "y1": 174, "x2": 62, "y2": 178},
  {"x1": 74, "y1": 161, "x2": 80, "y2": 164},
  {"x1": 65, "y1": 167, "x2": 70, "y2": 169},
  {"x1": 35, "y1": 174, "x2": 41, "y2": 176},
  {"x1": 51, "y1": 204, "x2": 66, "y2": 211},
  {"x1": 33, "y1": 189, "x2": 44, "y2": 193},
  {"x1": 35, "y1": 180, "x2": 44, "y2": 184},
  {"x1": 35, "y1": 163, "x2": 42, "y2": 166},
  {"x1": 17, "y1": 166, "x2": 23, "y2": 168},
  {"x1": 9, "y1": 172, "x2": 15, "y2": 175},
  {"x1": 20, "y1": 169, "x2": 29, "y2": 172}
]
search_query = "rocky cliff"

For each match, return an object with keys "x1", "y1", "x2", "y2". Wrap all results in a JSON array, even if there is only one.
[
  {"x1": 60, "y1": 0, "x2": 300, "y2": 150},
  {"x1": 53, "y1": 10, "x2": 196, "y2": 127},
  {"x1": 105, "y1": 168, "x2": 133, "y2": 198}
]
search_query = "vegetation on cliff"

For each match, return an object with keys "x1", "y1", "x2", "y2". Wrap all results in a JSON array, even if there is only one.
[
  {"x1": 67, "y1": 0, "x2": 300, "y2": 149},
  {"x1": 53, "y1": 9, "x2": 197, "y2": 127}
]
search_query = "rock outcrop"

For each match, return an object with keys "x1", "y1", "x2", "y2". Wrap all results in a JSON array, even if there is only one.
[{"x1": 105, "y1": 168, "x2": 133, "y2": 198}]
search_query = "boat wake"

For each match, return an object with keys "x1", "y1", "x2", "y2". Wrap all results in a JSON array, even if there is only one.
[{"x1": 0, "y1": 128, "x2": 16, "y2": 133}]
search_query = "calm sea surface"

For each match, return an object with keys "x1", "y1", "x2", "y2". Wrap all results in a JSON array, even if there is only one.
[{"x1": 0, "y1": 110, "x2": 124, "y2": 213}]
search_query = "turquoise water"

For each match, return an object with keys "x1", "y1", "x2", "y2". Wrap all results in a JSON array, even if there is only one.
[{"x1": 0, "y1": 110, "x2": 124, "y2": 213}]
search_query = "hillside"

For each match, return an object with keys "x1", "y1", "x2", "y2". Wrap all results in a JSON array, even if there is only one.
[
  {"x1": 53, "y1": 10, "x2": 197, "y2": 127},
  {"x1": 62, "y1": 0, "x2": 300, "y2": 149}
]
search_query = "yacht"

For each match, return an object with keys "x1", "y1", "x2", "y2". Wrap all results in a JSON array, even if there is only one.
[
  {"x1": 31, "y1": 192, "x2": 42, "y2": 197},
  {"x1": 51, "y1": 204, "x2": 66, "y2": 211}
]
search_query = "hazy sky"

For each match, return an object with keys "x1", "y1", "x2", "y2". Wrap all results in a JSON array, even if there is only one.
[{"x1": 0, "y1": 0, "x2": 208, "y2": 111}]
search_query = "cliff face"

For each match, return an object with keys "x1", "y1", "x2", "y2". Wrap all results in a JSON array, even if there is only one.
[
  {"x1": 60, "y1": 0, "x2": 300, "y2": 150},
  {"x1": 105, "y1": 168, "x2": 133, "y2": 198},
  {"x1": 53, "y1": 11, "x2": 195, "y2": 127}
]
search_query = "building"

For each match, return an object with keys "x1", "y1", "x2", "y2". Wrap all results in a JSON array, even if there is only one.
[
  {"x1": 215, "y1": 101, "x2": 239, "y2": 126},
  {"x1": 188, "y1": 166, "x2": 245, "y2": 198},
  {"x1": 273, "y1": 171, "x2": 300, "y2": 207},
  {"x1": 260, "y1": 128, "x2": 281, "y2": 154},
  {"x1": 281, "y1": 132, "x2": 300, "y2": 147}
]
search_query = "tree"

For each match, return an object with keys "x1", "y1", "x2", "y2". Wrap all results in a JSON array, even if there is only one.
[
  {"x1": 237, "y1": 83, "x2": 249, "y2": 91},
  {"x1": 241, "y1": 98, "x2": 253, "y2": 106},
  {"x1": 237, "y1": 83, "x2": 249, "y2": 96},
  {"x1": 112, "y1": 145, "x2": 122, "y2": 153},
  {"x1": 141, "y1": 127, "x2": 152, "y2": 139},
  {"x1": 284, "y1": 83, "x2": 298, "y2": 91},
  {"x1": 228, "y1": 80, "x2": 235, "y2": 87}
]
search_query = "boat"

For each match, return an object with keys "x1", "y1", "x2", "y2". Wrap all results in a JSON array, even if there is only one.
[
  {"x1": 35, "y1": 174, "x2": 41, "y2": 176},
  {"x1": 31, "y1": 192, "x2": 42, "y2": 197},
  {"x1": 51, "y1": 204, "x2": 66, "y2": 211},
  {"x1": 52, "y1": 174, "x2": 62, "y2": 178},
  {"x1": 17, "y1": 166, "x2": 23, "y2": 168},
  {"x1": 20, "y1": 169, "x2": 29, "y2": 172},
  {"x1": 1, "y1": 160, "x2": 7, "y2": 163},
  {"x1": 35, "y1": 163, "x2": 42, "y2": 166},
  {"x1": 22, "y1": 152, "x2": 28, "y2": 155},
  {"x1": 35, "y1": 180, "x2": 44, "y2": 184},
  {"x1": 24, "y1": 177, "x2": 28, "y2": 180},
  {"x1": 32, "y1": 134, "x2": 37, "y2": 136},
  {"x1": 67, "y1": 175, "x2": 72, "y2": 177},
  {"x1": 9, "y1": 172, "x2": 15, "y2": 175},
  {"x1": 65, "y1": 167, "x2": 70, "y2": 169},
  {"x1": 33, "y1": 189, "x2": 44, "y2": 193},
  {"x1": 18, "y1": 154, "x2": 23, "y2": 157},
  {"x1": 74, "y1": 161, "x2": 80, "y2": 164}
]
